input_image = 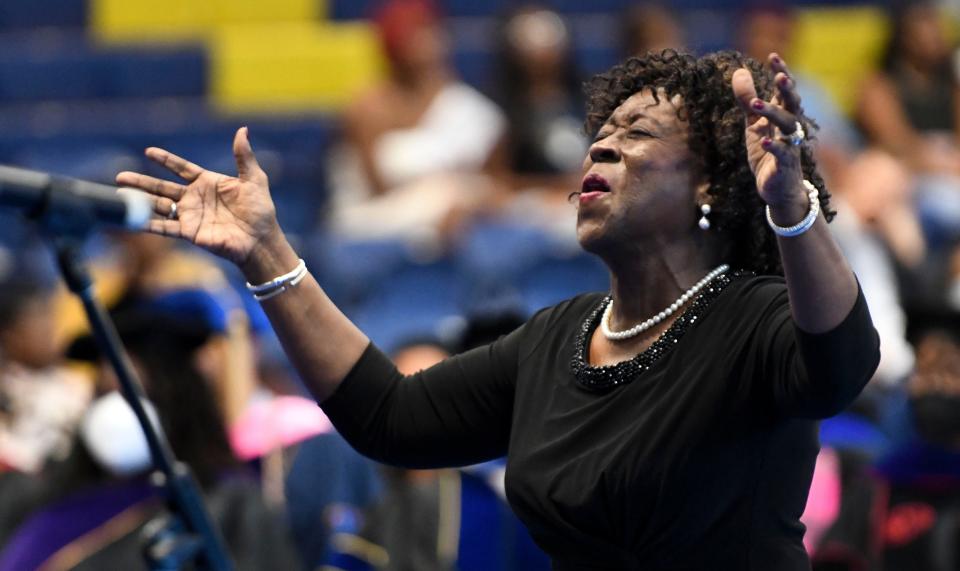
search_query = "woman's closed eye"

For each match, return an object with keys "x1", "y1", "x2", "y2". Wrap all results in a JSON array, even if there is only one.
[{"x1": 627, "y1": 128, "x2": 653, "y2": 139}]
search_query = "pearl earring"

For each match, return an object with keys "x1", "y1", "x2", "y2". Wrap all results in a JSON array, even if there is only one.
[{"x1": 698, "y1": 204, "x2": 711, "y2": 230}]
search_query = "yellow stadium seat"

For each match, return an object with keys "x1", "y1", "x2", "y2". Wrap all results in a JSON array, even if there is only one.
[
  {"x1": 209, "y1": 22, "x2": 385, "y2": 114},
  {"x1": 789, "y1": 6, "x2": 889, "y2": 115},
  {"x1": 90, "y1": 0, "x2": 325, "y2": 43}
]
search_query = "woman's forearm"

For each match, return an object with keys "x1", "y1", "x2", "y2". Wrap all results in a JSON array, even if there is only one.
[
  {"x1": 239, "y1": 229, "x2": 370, "y2": 401},
  {"x1": 769, "y1": 196, "x2": 859, "y2": 334}
]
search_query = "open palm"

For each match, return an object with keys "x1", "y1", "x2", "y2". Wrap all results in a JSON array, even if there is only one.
[{"x1": 116, "y1": 127, "x2": 279, "y2": 266}]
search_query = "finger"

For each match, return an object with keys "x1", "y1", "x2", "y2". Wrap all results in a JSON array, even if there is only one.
[
  {"x1": 145, "y1": 148, "x2": 203, "y2": 182},
  {"x1": 749, "y1": 98, "x2": 797, "y2": 134},
  {"x1": 145, "y1": 196, "x2": 179, "y2": 219},
  {"x1": 145, "y1": 218, "x2": 181, "y2": 238},
  {"x1": 731, "y1": 68, "x2": 762, "y2": 127},
  {"x1": 760, "y1": 135, "x2": 798, "y2": 163},
  {"x1": 116, "y1": 171, "x2": 186, "y2": 200},
  {"x1": 768, "y1": 52, "x2": 793, "y2": 80},
  {"x1": 773, "y1": 72, "x2": 802, "y2": 115},
  {"x1": 233, "y1": 127, "x2": 265, "y2": 182}
]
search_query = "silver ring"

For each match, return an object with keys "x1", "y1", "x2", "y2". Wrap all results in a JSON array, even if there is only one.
[
  {"x1": 779, "y1": 121, "x2": 805, "y2": 146},
  {"x1": 167, "y1": 201, "x2": 178, "y2": 221}
]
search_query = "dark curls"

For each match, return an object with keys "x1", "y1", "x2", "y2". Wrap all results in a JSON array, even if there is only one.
[{"x1": 584, "y1": 49, "x2": 834, "y2": 275}]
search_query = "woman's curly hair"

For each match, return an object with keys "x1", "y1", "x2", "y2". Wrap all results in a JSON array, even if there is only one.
[{"x1": 584, "y1": 49, "x2": 834, "y2": 275}]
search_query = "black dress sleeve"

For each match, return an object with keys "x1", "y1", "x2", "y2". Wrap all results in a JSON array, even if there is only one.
[
  {"x1": 748, "y1": 279, "x2": 880, "y2": 418},
  {"x1": 319, "y1": 325, "x2": 522, "y2": 469}
]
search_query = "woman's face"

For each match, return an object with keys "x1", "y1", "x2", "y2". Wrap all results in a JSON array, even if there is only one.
[
  {"x1": 900, "y1": 5, "x2": 949, "y2": 69},
  {"x1": 576, "y1": 89, "x2": 703, "y2": 253}
]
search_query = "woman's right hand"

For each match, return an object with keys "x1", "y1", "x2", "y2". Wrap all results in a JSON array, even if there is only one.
[{"x1": 116, "y1": 127, "x2": 281, "y2": 267}]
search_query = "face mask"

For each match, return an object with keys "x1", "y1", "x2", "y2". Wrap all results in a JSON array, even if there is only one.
[{"x1": 80, "y1": 391, "x2": 163, "y2": 477}]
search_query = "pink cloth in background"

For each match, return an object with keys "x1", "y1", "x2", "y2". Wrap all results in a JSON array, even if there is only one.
[
  {"x1": 229, "y1": 395, "x2": 334, "y2": 460},
  {"x1": 801, "y1": 447, "x2": 842, "y2": 553}
]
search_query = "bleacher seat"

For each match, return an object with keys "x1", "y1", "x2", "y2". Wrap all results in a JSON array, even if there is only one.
[
  {"x1": 89, "y1": 0, "x2": 323, "y2": 43},
  {"x1": 0, "y1": 31, "x2": 205, "y2": 102},
  {"x1": 0, "y1": 0, "x2": 85, "y2": 30}
]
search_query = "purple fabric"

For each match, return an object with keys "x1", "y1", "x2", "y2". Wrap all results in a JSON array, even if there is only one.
[{"x1": 0, "y1": 479, "x2": 155, "y2": 571}]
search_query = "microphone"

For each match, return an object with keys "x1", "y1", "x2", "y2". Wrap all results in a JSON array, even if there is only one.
[{"x1": 0, "y1": 164, "x2": 152, "y2": 232}]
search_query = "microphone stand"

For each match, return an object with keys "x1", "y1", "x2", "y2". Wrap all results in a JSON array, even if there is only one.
[{"x1": 32, "y1": 203, "x2": 234, "y2": 569}]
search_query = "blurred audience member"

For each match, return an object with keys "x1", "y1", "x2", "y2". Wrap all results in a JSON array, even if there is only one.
[
  {"x1": 0, "y1": 241, "x2": 90, "y2": 475},
  {"x1": 362, "y1": 338, "x2": 457, "y2": 571},
  {"x1": 94, "y1": 233, "x2": 258, "y2": 427},
  {"x1": 329, "y1": 0, "x2": 506, "y2": 252},
  {"x1": 874, "y1": 318, "x2": 960, "y2": 570},
  {"x1": 831, "y1": 152, "x2": 918, "y2": 387},
  {"x1": 493, "y1": 5, "x2": 586, "y2": 244},
  {"x1": 858, "y1": 1, "x2": 960, "y2": 251},
  {"x1": 0, "y1": 295, "x2": 299, "y2": 570},
  {"x1": 811, "y1": 314, "x2": 960, "y2": 570},
  {"x1": 621, "y1": 3, "x2": 685, "y2": 58},
  {"x1": 496, "y1": 6, "x2": 585, "y2": 184},
  {"x1": 859, "y1": 0, "x2": 960, "y2": 175}
]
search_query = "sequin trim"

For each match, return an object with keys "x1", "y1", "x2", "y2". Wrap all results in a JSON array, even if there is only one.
[{"x1": 571, "y1": 270, "x2": 749, "y2": 392}]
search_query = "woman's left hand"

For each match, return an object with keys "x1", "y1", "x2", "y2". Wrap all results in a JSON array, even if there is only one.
[{"x1": 732, "y1": 53, "x2": 807, "y2": 209}]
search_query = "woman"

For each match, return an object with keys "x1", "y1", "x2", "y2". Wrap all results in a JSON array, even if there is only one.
[
  {"x1": 858, "y1": 0, "x2": 960, "y2": 175},
  {"x1": 328, "y1": 0, "x2": 505, "y2": 247},
  {"x1": 116, "y1": 50, "x2": 879, "y2": 569}
]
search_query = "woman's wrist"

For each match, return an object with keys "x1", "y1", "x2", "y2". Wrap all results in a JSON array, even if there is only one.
[
  {"x1": 767, "y1": 194, "x2": 811, "y2": 227},
  {"x1": 765, "y1": 178, "x2": 813, "y2": 225},
  {"x1": 239, "y1": 227, "x2": 300, "y2": 284}
]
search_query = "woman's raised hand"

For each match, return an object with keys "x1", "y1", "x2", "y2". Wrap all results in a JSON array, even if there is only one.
[
  {"x1": 731, "y1": 53, "x2": 807, "y2": 209},
  {"x1": 116, "y1": 127, "x2": 281, "y2": 267}
]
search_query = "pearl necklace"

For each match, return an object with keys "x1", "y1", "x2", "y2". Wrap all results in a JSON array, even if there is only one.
[{"x1": 601, "y1": 264, "x2": 730, "y2": 341}]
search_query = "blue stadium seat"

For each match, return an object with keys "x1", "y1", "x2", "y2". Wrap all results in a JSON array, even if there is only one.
[
  {"x1": 0, "y1": 0, "x2": 85, "y2": 30},
  {"x1": 0, "y1": 31, "x2": 205, "y2": 102}
]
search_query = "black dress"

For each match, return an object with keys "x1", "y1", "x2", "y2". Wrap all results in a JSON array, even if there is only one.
[{"x1": 322, "y1": 273, "x2": 880, "y2": 570}]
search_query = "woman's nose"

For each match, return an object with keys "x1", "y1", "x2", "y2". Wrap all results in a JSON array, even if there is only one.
[{"x1": 589, "y1": 141, "x2": 620, "y2": 163}]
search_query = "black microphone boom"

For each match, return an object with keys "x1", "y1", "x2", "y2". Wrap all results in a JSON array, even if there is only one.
[{"x1": 0, "y1": 164, "x2": 151, "y2": 233}]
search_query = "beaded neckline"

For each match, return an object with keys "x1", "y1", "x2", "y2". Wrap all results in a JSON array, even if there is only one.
[{"x1": 571, "y1": 270, "x2": 746, "y2": 393}]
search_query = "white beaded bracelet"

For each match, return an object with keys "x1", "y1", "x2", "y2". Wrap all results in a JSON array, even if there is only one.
[
  {"x1": 765, "y1": 180, "x2": 820, "y2": 237},
  {"x1": 246, "y1": 258, "x2": 308, "y2": 301}
]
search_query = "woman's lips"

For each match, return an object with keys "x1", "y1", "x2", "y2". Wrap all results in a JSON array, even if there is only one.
[
  {"x1": 579, "y1": 174, "x2": 611, "y2": 204},
  {"x1": 579, "y1": 191, "x2": 607, "y2": 204}
]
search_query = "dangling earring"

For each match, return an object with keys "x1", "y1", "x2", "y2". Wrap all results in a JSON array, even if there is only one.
[{"x1": 698, "y1": 204, "x2": 711, "y2": 230}]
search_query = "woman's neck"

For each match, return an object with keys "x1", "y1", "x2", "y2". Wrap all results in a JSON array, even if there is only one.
[
  {"x1": 393, "y1": 66, "x2": 451, "y2": 95},
  {"x1": 603, "y1": 236, "x2": 719, "y2": 330}
]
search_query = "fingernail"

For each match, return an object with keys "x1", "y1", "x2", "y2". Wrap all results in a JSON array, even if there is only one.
[
  {"x1": 752, "y1": 100, "x2": 765, "y2": 110},
  {"x1": 772, "y1": 55, "x2": 781, "y2": 64},
  {"x1": 761, "y1": 137, "x2": 772, "y2": 147},
  {"x1": 779, "y1": 76, "x2": 790, "y2": 86}
]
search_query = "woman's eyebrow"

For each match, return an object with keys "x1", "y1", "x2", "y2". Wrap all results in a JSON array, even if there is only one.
[{"x1": 626, "y1": 110, "x2": 662, "y2": 129}]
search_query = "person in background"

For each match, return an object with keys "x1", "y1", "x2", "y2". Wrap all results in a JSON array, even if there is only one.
[
  {"x1": 361, "y1": 339, "x2": 456, "y2": 571},
  {"x1": 0, "y1": 294, "x2": 299, "y2": 571},
  {"x1": 0, "y1": 239, "x2": 91, "y2": 476},
  {"x1": 621, "y1": 3, "x2": 685, "y2": 58},
  {"x1": 812, "y1": 311, "x2": 960, "y2": 570},
  {"x1": 328, "y1": 0, "x2": 506, "y2": 252},
  {"x1": 858, "y1": 0, "x2": 960, "y2": 176},
  {"x1": 858, "y1": 0, "x2": 960, "y2": 265},
  {"x1": 0, "y1": 235, "x2": 92, "y2": 549},
  {"x1": 493, "y1": 5, "x2": 587, "y2": 244}
]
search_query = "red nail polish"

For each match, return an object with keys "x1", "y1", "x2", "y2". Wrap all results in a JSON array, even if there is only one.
[
  {"x1": 752, "y1": 100, "x2": 765, "y2": 110},
  {"x1": 761, "y1": 137, "x2": 772, "y2": 146}
]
